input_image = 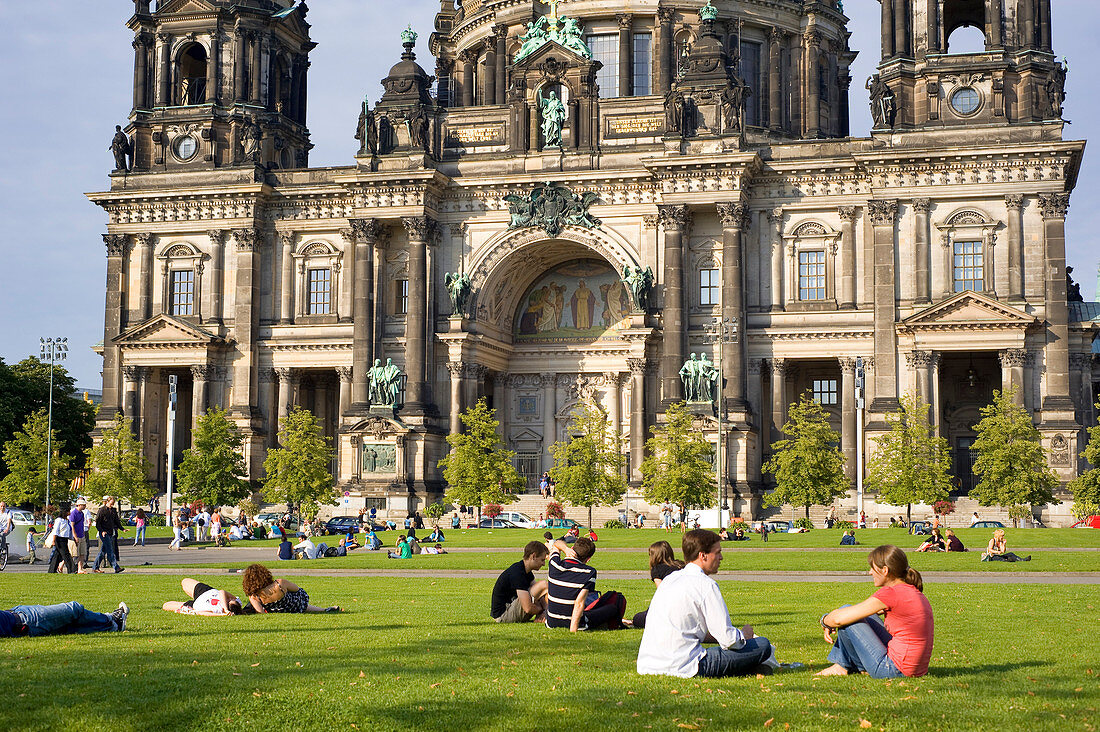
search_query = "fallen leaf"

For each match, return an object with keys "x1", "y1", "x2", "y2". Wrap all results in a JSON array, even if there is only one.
[
  {"x1": 860, "y1": 720, "x2": 872, "y2": 729},
  {"x1": 764, "y1": 719, "x2": 774, "y2": 728},
  {"x1": 250, "y1": 663, "x2": 260, "y2": 668},
  {"x1": 677, "y1": 725, "x2": 700, "y2": 730},
  {"x1": 253, "y1": 693, "x2": 262, "y2": 698},
  {"x1": 430, "y1": 683, "x2": 441, "y2": 688},
  {"x1": 670, "y1": 689, "x2": 679, "y2": 694},
  {"x1": 359, "y1": 671, "x2": 366, "y2": 678},
  {"x1": 232, "y1": 673, "x2": 242, "y2": 677}
]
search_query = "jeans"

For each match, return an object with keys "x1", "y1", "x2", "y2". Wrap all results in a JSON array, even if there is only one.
[
  {"x1": 134, "y1": 526, "x2": 146, "y2": 546},
  {"x1": 827, "y1": 614, "x2": 904, "y2": 679},
  {"x1": 169, "y1": 527, "x2": 182, "y2": 550},
  {"x1": 697, "y1": 637, "x2": 774, "y2": 677},
  {"x1": 94, "y1": 534, "x2": 122, "y2": 572},
  {"x1": 12, "y1": 601, "x2": 119, "y2": 636}
]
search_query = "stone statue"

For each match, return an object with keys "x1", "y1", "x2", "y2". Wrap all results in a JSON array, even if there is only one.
[
  {"x1": 664, "y1": 89, "x2": 686, "y2": 135},
  {"x1": 867, "y1": 76, "x2": 896, "y2": 129},
  {"x1": 680, "y1": 353, "x2": 719, "y2": 403},
  {"x1": 537, "y1": 89, "x2": 567, "y2": 148},
  {"x1": 444, "y1": 271, "x2": 472, "y2": 316},
  {"x1": 697, "y1": 353, "x2": 719, "y2": 403},
  {"x1": 355, "y1": 99, "x2": 377, "y2": 156},
  {"x1": 515, "y1": 18, "x2": 549, "y2": 63},
  {"x1": 367, "y1": 358, "x2": 386, "y2": 405},
  {"x1": 558, "y1": 18, "x2": 593, "y2": 58},
  {"x1": 110, "y1": 125, "x2": 132, "y2": 172},
  {"x1": 1067, "y1": 266, "x2": 1084, "y2": 302},
  {"x1": 368, "y1": 357, "x2": 404, "y2": 407},
  {"x1": 680, "y1": 353, "x2": 702, "y2": 402},
  {"x1": 381, "y1": 357, "x2": 403, "y2": 406},
  {"x1": 1046, "y1": 61, "x2": 1067, "y2": 118},
  {"x1": 242, "y1": 118, "x2": 263, "y2": 163},
  {"x1": 408, "y1": 107, "x2": 431, "y2": 154},
  {"x1": 721, "y1": 82, "x2": 748, "y2": 134},
  {"x1": 622, "y1": 265, "x2": 655, "y2": 312}
]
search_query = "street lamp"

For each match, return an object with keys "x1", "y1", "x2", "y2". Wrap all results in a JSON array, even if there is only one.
[
  {"x1": 39, "y1": 337, "x2": 68, "y2": 510},
  {"x1": 855, "y1": 356, "x2": 866, "y2": 518},
  {"x1": 710, "y1": 315, "x2": 739, "y2": 527}
]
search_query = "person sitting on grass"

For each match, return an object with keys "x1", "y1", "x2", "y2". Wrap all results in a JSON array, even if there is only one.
[
  {"x1": 387, "y1": 535, "x2": 411, "y2": 559},
  {"x1": 840, "y1": 530, "x2": 858, "y2": 546},
  {"x1": 276, "y1": 534, "x2": 294, "y2": 561},
  {"x1": 490, "y1": 541, "x2": 550, "y2": 623},
  {"x1": 637, "y1": 529, "x2": 775, "y2": 678},
  {"x1": 563, "y1": 526, "x2": 579, "y2": 544},
  {"x1": 407, "y1": 535, "x2": 423, "y2": 555},
  {"x1": 981, "y1": 529, "x2": 1031, "y2": 562},
  {"x1": 294, "y1": 534, "x2": 324, "y2": 560},
  {"x1": 252, "y1": 522, "x2": 268, "y2": 540},
  {"x1": 916, "y1": 528, "x2": 946, "y2": 552},
  {"x1": 365, "y1": 528, "x2": 382, "y2": 551},
  {"x1": 241, "y1": 564, "x2": 339, "y2": 614},
  {"x1": 426, "y1": 525, "x2": 446, "y2": 543},
  {"x1": 631, "y1": 540, "x2": 685, "y2": 629},
  {"x1": 1, "y1": 600, "x2": 130, "y2": 637},
  {"x1": 816, "y1": 544, "x2": 934, "y2": 678},
  {"x1": 545, "y1": 537, "x2": 628, "y2": 632},
  {"x1": 944, "y1": 529, "x2": 966, "y2": 552},
  {"x1": 162, "y1": 578, "x2": 254, "y2": 616},
  {"x1": 343, "y1": 531, "x2": 361, "y2": 551},
  {"x1": 731, "y1": 527, "x2": 750, "y2": 541},
  {"x1": 718, "y1": 527, "x2": 731, "y2": 541}
]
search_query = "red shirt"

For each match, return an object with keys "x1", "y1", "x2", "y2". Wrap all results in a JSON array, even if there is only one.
[{"x1": 873, "y1": 583, "x2": 934, "y2": 677}]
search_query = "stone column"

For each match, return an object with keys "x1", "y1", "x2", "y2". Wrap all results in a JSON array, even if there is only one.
[
  {"x1": 805, "y1": 30, "x2": 821, "y2": 138},
  {"x1": 1070, "y1": 353, "x2": 1094, "y2": 417},
  {"x1": 912, "y1": 199, "x2": 931, "y2": 304},
  {"x1": 840, "y1": 357, "x2": 857, "y2": 483},
  {"x1": 447, "y1": 362, "x2": 465, "y2": 435},
  {"x1": 156, "y1": 33, "x2": 171, "y2": 106},
  {"x1": 656, "y1": 7, "x2": 675, "y2": 94},
  {"x1": 207, "y1": 230, "x2": 225, "y2": 323},
  {"x1": 494, "y1": 26, "x2": 507, "y2": 106},
  {"x1": 617, "y1": 14, "x2": 633, "y2": 97},
  {"x1": 838, "y1": 206, "x2": 857, "y2": 309},
  {"x1": 542, "y1": 374, "x2": 557, "y2": 469},
  {"x1": 101, "y1": 234, "x2": 129, "y2": 420},
  {"x1": 249, "y1": 33, "x2": 263, "y2": 105},
  {"x1": 402, "y1": 217, "x2": 433, "y2": 414},
  {"x1": 347, "y1": 219, "x2": 383, "y2": 411},
  {"x1": 337, "y1": 366, "x2": 353, "y2": 418},
  {"x1": 769, "y1": 209, "x2": 784, "y2": 311},
  {"x1": 483, "y1": 44, "x2": 497, "y2": 107},
  {"x1": 191, "y1": 365, "x2": 210, "y2": 431},
  {"x1": 275, "y1": 368, "x2": 295, "y2": 423},
  {"x1": 132, "y1": 233, "x2": 153, "y2": 321},
  {"x1": 259, "y1": 369, "x2": 276, "y2": 445},
  {"x1": 1000, "y1": 349, "x2": 1028, "y2": 406},
  {"x1": 278, "y1": 231, "x2": 295, "y2": 324},
  {"x1": 1005, "y1": 195, "x2": 1024, "y2": 302},
  {"x1": 1039, "y1": 0, "x2": 1052, "y2": 51},
  {"x1": 628, "y1": 360, "x2": 646, "y2": 482},
  {"x1": 607, "y1": 372, "x2": 623, "y2": 440},
  {"x1": 658, "y1": 205, "x2": 690, "y2": 404},
  {"x1": 768, "y1": 28, "x2": 783, "y2": 132},
  {"x1": 133, "y1": 34, "x2": 151, "y2": 109},
  {"x1": 1038, "y1": 193, "x2": 1072, "y2": 412},
  {"x1": 868, "y1": 200, "x2": 900, "y2": 414},
  {"x1": 988, "y1": 0, "x2": 1002, "y2": 48},
  {"x1": 492, "y1": 372, "x2": 506, "y2": 424},
  {"x1": 881, "y1": 0, "x2": 895, "y2": 59},
  {"x1": 717, "y1": 202, "x2": 749, "y2": 409},
  {"x1": 123, "y1": 366, "x2": 141, "y2": 424},
  {"x1": 894, "y1": 0, "x2": 909, "y2": 56},
  {"x1": 770, "y1": 358, "x2": 791, "y2": 440},
  {"x1": 206, "y1": 31, "x2": 220, "y2": 104},
  {"x1": 460, "y1": 50, "x2": 475, "y2": 107},
  {"x1": 229, "y1": 228, "x2": 260, "y2": 418},
  {"x1": 905, "y1": 350, "x2": 934, "y2": 406},
  {"x1": 234, "y1": 26, "x2": 246, "y2": 102}
]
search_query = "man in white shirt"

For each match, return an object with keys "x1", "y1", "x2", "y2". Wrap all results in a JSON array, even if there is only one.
[
  {"x1": 637, "y1": 529, "x2": 773, "y2": 678},
  {"x1": 0, "y1": 502, "x2": 13, "y2": 554},
  {"x1": 293, "y1": 535, "x2": 328, "y2": 560}
]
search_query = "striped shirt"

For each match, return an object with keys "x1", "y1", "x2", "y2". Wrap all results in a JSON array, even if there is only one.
[{"x1": 545, "y1": 551, "x2": 596, "y2": 629}]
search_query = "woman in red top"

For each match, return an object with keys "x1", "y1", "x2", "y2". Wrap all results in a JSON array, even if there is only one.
[{"x1": 815, "y1": 544, "x2": 934, "y2": 678}]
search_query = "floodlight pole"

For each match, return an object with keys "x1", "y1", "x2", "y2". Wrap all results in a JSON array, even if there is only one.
[
  {"x1": 166, "y1": 375, "x2": 177, "y2": 523},
  {"x1": 39, "y1": 337, "x2": 67, "y2": 511},
  {"x1": 855, "y1": 356, "x2": 865, "y2": 518}
]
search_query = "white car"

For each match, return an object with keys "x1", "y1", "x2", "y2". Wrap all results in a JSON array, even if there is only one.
[
  {"x1": 496, "y1": 511, "x2": 537, "y2": 529},
  {"x1": 5, "y1": 509, "x2": 38, "y2": 559}
]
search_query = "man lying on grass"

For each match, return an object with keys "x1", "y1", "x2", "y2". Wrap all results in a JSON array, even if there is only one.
[
  {"x1": 162, "y1": 578, "x2": 254, "y2": 616},
  {"x1": 1, "y1": 600, "x2": 129, "y2": 637},
  {"x1": 490, "y1": 540, "x2": 549, "y2": 623},
  {"x1": 637, "y1": 529, "x2": 774, "y2": 678}
]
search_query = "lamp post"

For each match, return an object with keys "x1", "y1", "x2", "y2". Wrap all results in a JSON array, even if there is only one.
[
  {"x1": 711, "y1": 315, "x2": 738, "y2": 527},
  {"x1": 855, "y1": 356, "x2": 865, "y2": 518},
  {"x1": 39, "y1": 337, "x2": 68, "y2": 511}
]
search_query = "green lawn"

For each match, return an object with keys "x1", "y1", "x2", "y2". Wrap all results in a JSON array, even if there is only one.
[{"x1": 0, "y1": 574, "x2": 1095, "y2": 731}]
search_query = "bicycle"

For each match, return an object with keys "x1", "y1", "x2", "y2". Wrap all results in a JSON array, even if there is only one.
[{"x1": 0, "y1": 537, "x2": 8, "y2": 571}]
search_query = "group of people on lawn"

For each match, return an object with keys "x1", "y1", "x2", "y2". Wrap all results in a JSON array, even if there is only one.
[{"x1": 490, "y1": 529, "x2": 934, "y2": 680}]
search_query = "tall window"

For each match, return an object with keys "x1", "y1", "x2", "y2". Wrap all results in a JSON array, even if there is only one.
[
  {"x1": 307, "y1": 268, "x2": 331, "y2": 315},
  {"x1": 739, "y1": 41, "x2": 761, "y2": 127},
  {"x1": 953, "y1": 241, "x2": 983, "y2": 292},
  {"x1": 170, "y1": 269, "x2": 195, "y2": 316},
  {"x1": 812, "y1": 379, "x2": 838, "y2": 406},
  {"x1": 700, "y1": 268, "x2": 719, "y2": 306},
  {"x1": 587, "y1": 34, "x2": 619, "y2": 97},
  {"x1": 798, "y1": 251, "x2": 826, "y2": 301},
  {"x1": 633, "y1": 33, "x2": 652, "y2": 95},
  {"x1": 515, "y1": 452, "x2": 540, "y2": 493},
  {"x1": 395, "y1": 279, "x2": 409, "y2": 314}
]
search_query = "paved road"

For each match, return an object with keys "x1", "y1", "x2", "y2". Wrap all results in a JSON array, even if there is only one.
[{"x1": 5, "y1": 543, "x2": 1098, "y2": 584}]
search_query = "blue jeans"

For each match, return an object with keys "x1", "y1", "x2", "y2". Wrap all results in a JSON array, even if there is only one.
[
  {"x1": 11, "y1": 602, "x2": 119, "y2": 636},
  {"x1": 95, "y1": 534, "x2": 121, "y2": 572},
  {"x1": 134, "y1": 526, "x2": 145, "y2": 546},
  {"x1": 697, "y1": 636, "x2": 773, "y2": 677},
  {"x1": 827, "y1": 614, "x2": 904, "y2": 679}
]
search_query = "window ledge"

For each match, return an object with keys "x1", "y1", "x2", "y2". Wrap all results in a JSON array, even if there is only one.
[{"x1": 786, "y1": 300, "x2": 838, "y2": 313}]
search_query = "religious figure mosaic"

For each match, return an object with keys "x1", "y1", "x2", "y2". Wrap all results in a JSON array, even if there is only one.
[{"x1": 515, "y1": 259, "x2": 630, "y2": 342}]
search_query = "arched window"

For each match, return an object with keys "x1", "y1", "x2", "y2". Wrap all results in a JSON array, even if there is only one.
[
  {"x1": 293, "y1": 241, "x2": 343, "y2": 317},
  {"x1": 943, "y1": 0, "x2": 988, "y2": 53},
  {"x1": 177, "y1": 43, "x2": 208, "y2": 105},
  {"x1": 946, "y1": 25, "x2": 986, "y2": 54},
  {"x1": 159, "y1": 243, "x2": 204, "y2": 318}
]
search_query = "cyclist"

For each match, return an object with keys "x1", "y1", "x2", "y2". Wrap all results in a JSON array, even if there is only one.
[{"x1": 0, "y1": 501, "x2": 14, "y2": 561}]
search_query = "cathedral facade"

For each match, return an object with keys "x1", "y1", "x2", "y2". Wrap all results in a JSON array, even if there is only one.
[{"x1": 90, "y1": 0, "x2": 1094, "y2": 523}]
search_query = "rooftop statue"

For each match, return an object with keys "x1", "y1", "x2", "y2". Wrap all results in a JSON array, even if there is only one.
[
  {"x1": 444, "y1": 272, "x2": 472, "y2": 316},
  {"x1": 513, "y1": 3, "x2": 592, "y2": 65}
]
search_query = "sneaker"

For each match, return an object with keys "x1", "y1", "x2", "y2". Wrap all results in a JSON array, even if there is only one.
[
  {"x1": 111, "y1": 602, "x2": 129, "y2": 632},
  {"x1": 323, "y1": 606, "x2": 341, "y2": 613},
  {"x1": 115, "y1": 567, "x2": 125, "y2": 574}
]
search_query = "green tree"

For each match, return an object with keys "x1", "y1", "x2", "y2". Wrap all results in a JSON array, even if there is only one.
[
  {"x1": 762, "y1": 393, "x2": 848, "y2": 521},
  {"x1": 262, "y1": 406, "x2": 336, "y2": 520},
  {"x1": 437, "y1": 399, "x2": 523, "y2": 524},
  {"x1": 640, "y1": 401, "x2": 716, "y2": 526},
  {"x1": 85, "y1": 414, "x2": 154, "y2": 506},
  {"x1": 970, "y1": 388, "x2": 1059, "y2": 526},
  {"x1": 549, "y1": 401, "x2": 627, "y2": 528},
  {"x1": 175, "y1": 407, "x2": 250, "y2": 510},
  {"x1": 1069, "y1": 400, "x2": 1100, "y2": 519},
  {"x1": 0, "y1": 409, "x2": 75, "y2": 507},
  {"x1": 865, "y1": 392, "x2": 953, "y2": 524}
]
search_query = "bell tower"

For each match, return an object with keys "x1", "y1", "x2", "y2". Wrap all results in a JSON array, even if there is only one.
[
  {"x1": 869, "y1": 0, "x2": 1065, "y2": 130},
  {"x1": 123, "y1": 0, "x2": 314, "y2": 173}
]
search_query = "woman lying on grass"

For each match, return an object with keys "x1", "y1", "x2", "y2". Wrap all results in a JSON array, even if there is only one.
[
  {"x1": 816, "y1": 545, "x2": 933, "y2": 679},
  {"x1": 162, "y1": 578, "x2": 254, "y2": 616},
  {"x1": 240, "y1": 563, "x2": 340, "y2": 614}
]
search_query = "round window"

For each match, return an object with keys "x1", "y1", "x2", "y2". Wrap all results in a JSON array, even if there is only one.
[
  {"x1": 174, "y1": 135, "x2": 198, "y2": 161},
  {"x1": 950, "y1": 88, "x2": 981, "y2": 116}
]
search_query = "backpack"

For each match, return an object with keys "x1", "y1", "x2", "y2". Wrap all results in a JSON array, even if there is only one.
[
  {"x1": 584, "y1": 590, "x2": 627, "y2": 630},
  {"x1": 324, "y1": 547, "x2": 339, "y2": 557}
]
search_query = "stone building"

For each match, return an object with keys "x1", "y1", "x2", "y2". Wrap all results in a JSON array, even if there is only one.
[{"x1": 90, "y1": 0, "x2": 1095, "y2": 523}]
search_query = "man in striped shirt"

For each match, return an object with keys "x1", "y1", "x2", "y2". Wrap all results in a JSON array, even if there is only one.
[{"x1": 545, "y1": 537, "x2": 623, "y2": 632}]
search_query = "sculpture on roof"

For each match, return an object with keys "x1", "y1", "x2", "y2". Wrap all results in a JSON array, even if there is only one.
[{"x1": 513, "y1": 4, "x2": 592, "y2": 65}]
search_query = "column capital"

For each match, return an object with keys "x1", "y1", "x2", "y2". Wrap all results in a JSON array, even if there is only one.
[
  {"x1": 839, "y1": 356, "x2": 858, "y2": 373},
  {"x1": 627, "y1": 358, "x2": 649, "y2": 375},
  {"x1": 658, "y1": 7, "x2": 676, "y2": 23},
  {"x1": 837, "y1": 205, "x2": 858, "y2": 222},
  {"x1": 867, "y1": 199, "x2": 899, "y2": 226},
  {"x1": 190, "y1": 364, "x2": 215, "y2": 381},
  {"x1": 133, "y1": 232, "x2": 155, "y2": 248},
  {"x1": 207, "y1": 229, "x2": 227, "y2": 245},
  {"x1": 642, "y1": 214, "x2": 659, "y2": 230},
  {"x1": 458, "y1": 48, "x2": 479, "y2": 66},
  {"x1": 155, "y1": 32, "x2": 170, "y2": 45},
  {"x1": 999, "y1": 348, "x2": 1030, "y2": 368},
  {"x1": 349, "y1": 218, "x2": 386, "y2": 243},
  {"x1": 1069, "y1": 352, "x2": 1094, "y2": 370},
  {"x1": 259, "y1": 368, "x2": 278, "y2": 384},
  {"x1": 446, "y1": 362, "x2": 467, "y2": 377},
  {"x1": 104, "y1": 234, "x2": 130, "y2": 257},
  {"x1": 617, "y1": 13, "x2": 633, "y2": 30},
  {"x1": 771, "y1": 357, "x2": 793, "y2": 379},
  {"x1": 911, "y1": 198, "x2": 931, "y2": 214},
  {"x1": 274, "y1": 367, "x2": 298, "y2": 384},
  {"x1": 1038, "y1": 193, "x2": 1070, "y2": 220},
  {"x1": 747, "y1": 358, "x2": 766, "y2": 375},
  {"x1": 769, "y1": 26, "x2": 786, "y2": 44},
  {"x1": 232, "y1": 228, "x2": 261, "y2": 252},
  {"x1": 905, "y1": 350, "x2": 935, "y2": 368},
  {"x1": 492, "y1": 23, "x2": 509, "y2": 41},
  {"x1": 402, "y1": 216, "x2": 435, "y2": 241},
  {"x1": 336, "y1": 366, "x2": 354, "y2": 382},
  {"x1": 122, "y1": 365, "x2": 149, "y2": 382},
  {"x1": 767, "y1": 208, "x2": 784, "y2": 225},
  {"x1": 717, "y1": 201, "x2": 750, "y2": 229},
  {"x1": 277, "y1": 231, "x2": 297, "y2": 248},
  {"x1": 657, "y1": 205, "x2": 691, "y2": 232},
  {"x1": 1004, "y1": 194, "x2": 1024, "y2": 211},
  {"x1": 804, "y1": 29, "x2": 823, "y2": 48}
]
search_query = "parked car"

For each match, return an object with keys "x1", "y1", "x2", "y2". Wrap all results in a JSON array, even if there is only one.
[
  {"x1": 763, "y1": 520, "x2": 791, "y2": 533},
  {"x1": 971, "y1": 520, "x2": 1005, "y2": 529},
  {"x1": 256, "y1": 512, "x2": 300, "y2": 533},
  {"x1": 544, "y1": 518, "x2": 581, "y2": 529},
  {"x1": 1071, "y1": 516, "x2": 1100, "y2": 529},
  {"x1": 496, "y1": 511, "x2": 536, "y2": 529},
  {"x1": 477, "y1": 517, "x2": 520, "y2": 528},
  {"x1": 323, "y1": 516, "x2": 361, "y2": 535},
  {"x1": 908, "y1": 521, "x2": 933, "y2": 535}
]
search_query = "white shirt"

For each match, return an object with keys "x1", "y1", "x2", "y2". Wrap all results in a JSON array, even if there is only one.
[
  {"x1": 636, "y1": 563, "x2": 745, "y2": 678},
  {"x1": 294, "y1": 539, "x2": 318, "y2": 559},
  {"x1": 0, "y1": 510, "x2": 13, "y2": 536},
  {"x1": 51, "y1": 516, "x2": 74, "y2": 540}
]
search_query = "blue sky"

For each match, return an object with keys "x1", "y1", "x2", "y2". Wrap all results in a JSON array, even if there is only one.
[{"x1": 0, "y1": 0, "x2": 1096, "y2": 388}]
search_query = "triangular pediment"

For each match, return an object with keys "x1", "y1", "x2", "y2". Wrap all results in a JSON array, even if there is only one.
[
  {"x1": 511, "y1": 428, "x2": 543, "y2": 444},
  {"x1": 114, "y1": 314, "x2": 225, "y2": 347},
  {"x1": 157, "y1": 0, "x2": 217, "y2": 15},
  {"x1": 900, "y1": 292, "x2": 1037, "y2": 332},
  {"x1": 513, "y1": 39, "x2": 590, "y2": 69}
]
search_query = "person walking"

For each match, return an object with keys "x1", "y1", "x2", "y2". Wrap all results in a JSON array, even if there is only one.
[
  {"x1": 169, "y1": 510, "x2": 184, "y2": 551},
  {"x1": 93, "y1": 497, "x2": 125, "y2": 573},
  {"x1": 133, "y1": 508, "x2": 147, "y2": 546},
  {"x1": 68, "y1": 499, "x2": 88, "y2": 573},
  {"x1": 46, "y1": 507, "x2": 76, "y2": 575}
]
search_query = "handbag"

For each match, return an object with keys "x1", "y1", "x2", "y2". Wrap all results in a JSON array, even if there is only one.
[{"x1": 44, "y1": 531, "x2": 56, "y2": 548}]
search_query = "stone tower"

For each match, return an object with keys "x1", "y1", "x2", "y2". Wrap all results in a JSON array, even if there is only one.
[
  {"x1": 871, "y1": 0, "x2": 1065, "y2": 129},
  {"x1": 123, "y1": 0, "x2": 314, "y2": 173}
]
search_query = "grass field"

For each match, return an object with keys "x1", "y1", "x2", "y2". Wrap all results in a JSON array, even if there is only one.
[{"x1": 0, "y1": 573, "x2": 1096, "y2": 731}]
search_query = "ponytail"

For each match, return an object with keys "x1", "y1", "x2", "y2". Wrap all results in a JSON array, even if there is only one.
[{"x1": 868, "y1": 544, "x2": 925, "y2": 593}]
